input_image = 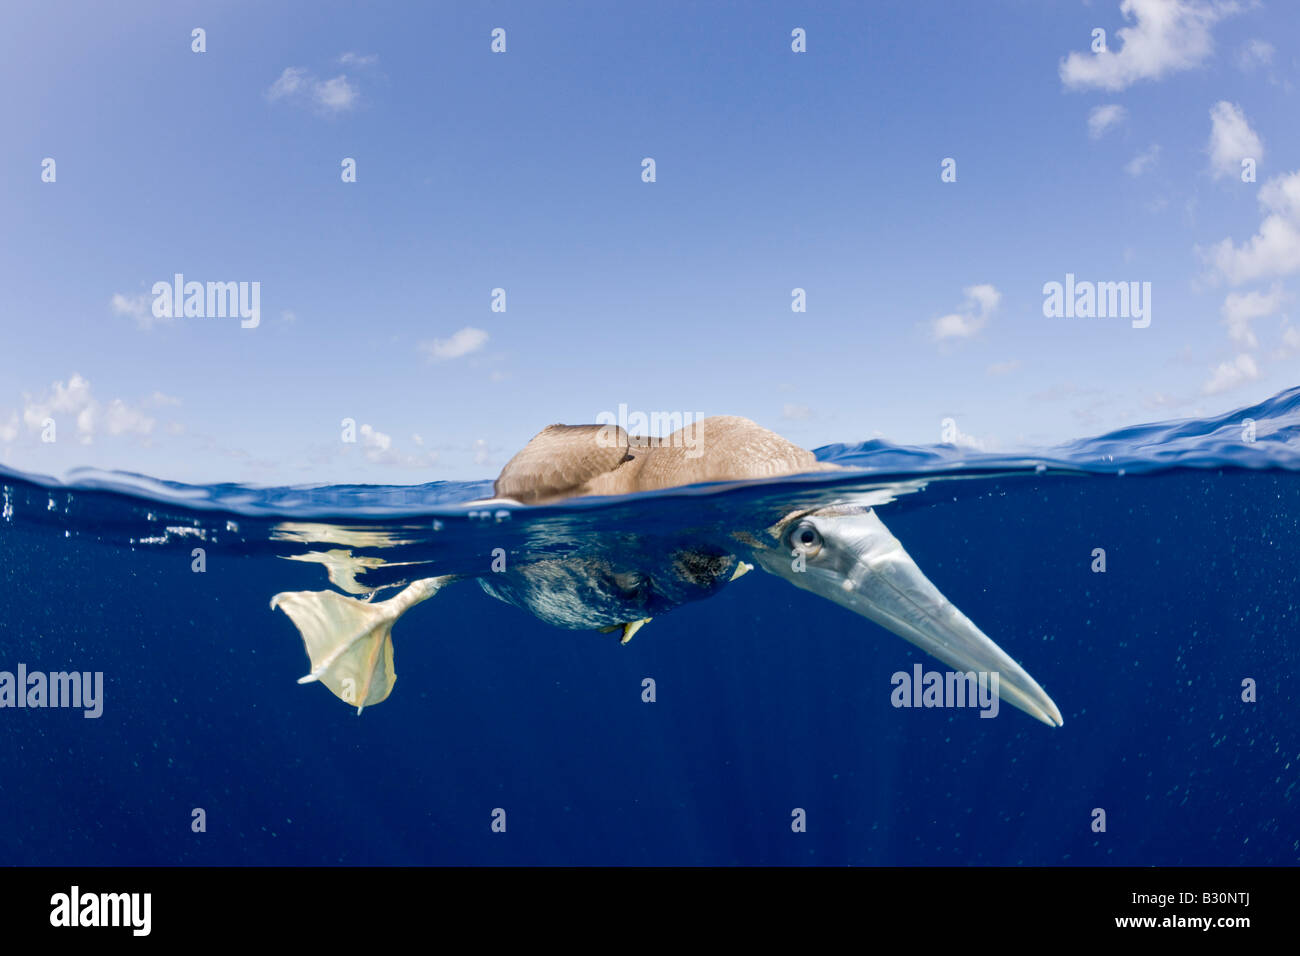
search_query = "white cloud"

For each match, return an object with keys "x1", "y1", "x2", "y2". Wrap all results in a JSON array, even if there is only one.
[
  {"x1": 1253, "y1": 171, "x2": 1300, "y2": 218},
  {"x1": 338, "y1": 52, "x2": 378, "y2": 67},
  {"x1": 21, "y1": 373, "x2": 93, "y2": 436},
  {"x1": 944, "y1": 421, "x2": 990, "y2": 451},
  {"x1": 1088, "y1": 104, "x2": 1127, "y2": 138},
  {"x1": 420, "y1": 327, "x2": 489, "y2": 360},
  {"x1": 1236, "y1": 39, "x2": 1274, "y2": 72},
  {"x1": 1059, "y1": 0, "x2": 1239, "y2": 92},
  {"x1": 266, "y1": 63, "x2": 360, "y2": 115},
  {"x1": 1125, "y1": 144, "x2": 1161, "y2": 177},
  {"x1": 267, "y1": 67, "x2": 308, "y2": 100},
  {"x1": 111, "y1": 291, "x2": 168, "y2": 331},
  {"x1": 1220, "y1": 285, "x2": 1288, "y2": 347},
  {"x1": 966, "y1": 284, "x2": 1001, "y2": 314},
  {"x1": 103, "y1": 399, "x2": 155, "y2": 437},
  {"x1": 1202, "y1": 353, "x2": 1259, "y2": 394},
  {"x1": 782, "y1": 403, "x2": 813, "y2": 420},
  {"x1": 932, "y1": 314, "x2": 979, "y2": 340},
  {"x1": 314, "y1": 75, "x2": 358, "y2": 112},
  {"x1": 932, "y1": 284, "x2": 1001, "y2": 341},
  {"x1": 8, "y1": 373, "x2": 158, "y2": 445},
  {"x1": 472, "y1": 439, "x2": 491, "y2": 466},
  {"x1": 1277, "y1": 324, "x2": 1300, "y2": 358},
  {"x1": 359, "y1": 423, "x2": 391, "y2": 457},
  {"x1": 1208, "y1": 101, "x2": 1262, "y2": 180},
  {"x1": 987, "y1": 359, "x2": 1022, "y2": 376},
  {"x1": 354, "y1": 423, "x2": 436, "y2": 467},
  {"x1": 1205, "y1": 169, "x2": 1300, "y2": 284}
]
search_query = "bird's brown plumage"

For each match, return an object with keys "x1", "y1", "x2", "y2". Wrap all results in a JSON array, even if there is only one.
[{"x1": 493, "y1": 415, "x2": 837, "y2": 504}]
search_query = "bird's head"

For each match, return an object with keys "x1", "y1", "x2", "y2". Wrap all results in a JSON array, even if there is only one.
[{"x1": 745, "y1": 504, "x2": 1062, "y2": 727}]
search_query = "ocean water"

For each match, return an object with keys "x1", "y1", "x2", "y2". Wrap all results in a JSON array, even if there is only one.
[{"x1": 1, "y1": 391, "x2": 1297, "y2": 866}]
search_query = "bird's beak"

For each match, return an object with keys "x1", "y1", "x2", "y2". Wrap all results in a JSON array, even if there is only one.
[{"x1": 751, "y1": 507, "x2": 1063, "y2": 727}]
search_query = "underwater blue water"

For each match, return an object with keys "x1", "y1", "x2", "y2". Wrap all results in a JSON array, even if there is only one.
[{"x1": 1, "y1": 390, "x2": 1298, "y2": 865}]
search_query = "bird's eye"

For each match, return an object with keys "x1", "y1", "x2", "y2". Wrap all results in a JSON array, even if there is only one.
[{"x1": 790, "y1": 521, "x2": 822, "y2": 556}]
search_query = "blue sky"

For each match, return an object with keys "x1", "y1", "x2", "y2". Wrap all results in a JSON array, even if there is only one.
[{"x1": 2, "y1": 0, "x2": 1299, "y2": 483}]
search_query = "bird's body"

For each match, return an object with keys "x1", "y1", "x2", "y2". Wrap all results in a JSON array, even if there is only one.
[
  {"x1": 478, "y1": 550, "x2": 741, "y2": 630},
  {"x1": 272, "y1": 416, "x2": 1065, "y2": 727},
  {"x1": 491, "y1": 416, "x2": 836, "y2": 504},
  {"x1": 477, "y1": 415, "x2": 825, "y2": 628}
]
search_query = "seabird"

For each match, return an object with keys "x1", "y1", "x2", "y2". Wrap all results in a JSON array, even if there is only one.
[{"x1": 271, "y1": 416, "x2": 1063, "y2": 727}]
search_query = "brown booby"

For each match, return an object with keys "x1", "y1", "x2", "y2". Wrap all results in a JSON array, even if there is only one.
[{"x1": 271, "y1": 416, "x2": 1063, "y2": 726}]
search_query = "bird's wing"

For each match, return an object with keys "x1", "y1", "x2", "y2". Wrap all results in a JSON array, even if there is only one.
[
  {"x1": 494, "y1": 424, "x2": 635, "y2": 504},
  {"x1": 633, "y1": 415, "x2": 839, "y2": 489}
]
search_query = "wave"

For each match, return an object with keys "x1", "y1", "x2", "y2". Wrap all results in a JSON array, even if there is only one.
[{"x1": 2, "y1": 386, "x2": 1298, "y2": 523}]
